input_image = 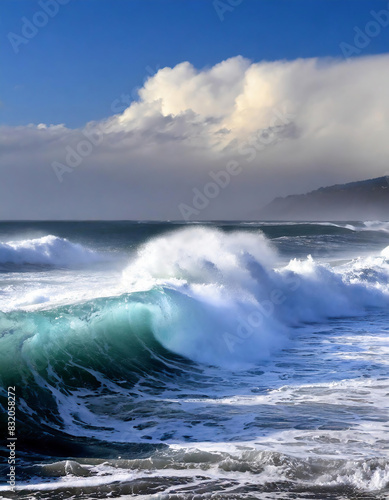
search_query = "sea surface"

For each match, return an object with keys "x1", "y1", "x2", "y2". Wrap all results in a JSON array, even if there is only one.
[{"x1": 0, "y1": 221, "x2": 389, "y2": 499}]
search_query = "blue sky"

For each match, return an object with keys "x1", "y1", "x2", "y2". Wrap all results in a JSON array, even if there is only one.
[{"x1": 2, "y1": 0, "x2": 389, "y2": 128}]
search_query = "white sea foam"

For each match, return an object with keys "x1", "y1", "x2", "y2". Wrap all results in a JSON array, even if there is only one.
[
  {"x1": 122, "y1": 227, "x2": 389, "y2": 367},
  {"x1": 363, "y1": 220, "x2": 389, "y2": 233},
  {"x1": 381, "y1": 245, "x2": 389, "y2": 258},
  {"x1": 0, "y1": 235, "x2": 101, "y2": 267},
  {"x1": 1, "y1": 448, "x2": 388, "y2": 496}
]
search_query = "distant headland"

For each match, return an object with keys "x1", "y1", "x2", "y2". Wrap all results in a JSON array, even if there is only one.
[{"x1": 258, "y1": 176, "x2": 389, "y2": 221}]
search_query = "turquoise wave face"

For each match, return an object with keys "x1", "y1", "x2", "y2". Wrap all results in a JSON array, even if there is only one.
[
  {"x1": 0, "y1": 290, "x2": 191, "y2": 445},
  {"x1": 0, "y1": 278, "x2": 288, "y2": 453}
]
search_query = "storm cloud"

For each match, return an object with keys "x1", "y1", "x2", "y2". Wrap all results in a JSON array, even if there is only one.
[{"x1": 2, "y1": 54, "x2": 389, "y2": 219}]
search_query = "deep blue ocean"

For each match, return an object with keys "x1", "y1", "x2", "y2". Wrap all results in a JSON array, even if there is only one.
[{"x1": 0, "y1": 221, "x2": 389, "y2": 499}]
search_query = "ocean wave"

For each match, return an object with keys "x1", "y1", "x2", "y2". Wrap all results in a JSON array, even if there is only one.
[
  {"x1": 325, "y1": 220, "x2": 389, "y2": 233},
  {"x1": 1, "y1": 228, "x2": 389, "y2": 385},
  {"x1": 363, "y1": 220, "x2": 389, "y2": 233},
  {"x1": 0, "y1": 235, "x2": 101, "y2": 268},
  {"x1": 1, "y1": 228, "x2": 389, "y2": 449},
  {"x1": 122, "y1": 227, "x2": 389, "y2": 366}
]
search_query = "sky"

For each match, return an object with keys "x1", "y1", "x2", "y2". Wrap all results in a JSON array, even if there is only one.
[{"x1": 1, "y1": 0, "x2": 389, "y2": 220}]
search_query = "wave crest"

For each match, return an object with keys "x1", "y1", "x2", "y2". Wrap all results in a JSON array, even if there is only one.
[
  {"x1": 0, "y1": 235, "x2": 100, "y2": 267},
  {"x1": 122, "y1": 227, "x2": 389, "y2": 368}
]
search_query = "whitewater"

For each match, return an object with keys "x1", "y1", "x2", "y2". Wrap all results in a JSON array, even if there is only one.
[{"x1": 0, "y1": 221, "x2": 388, "y2": 499}]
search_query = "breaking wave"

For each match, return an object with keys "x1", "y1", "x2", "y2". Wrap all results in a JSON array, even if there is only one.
[
  {"x1": 121, "y1": 227, "x2": 389, "y2": 366},
  {"x1": 0, "y1": 235, "x2": 101, "y2": 268}
]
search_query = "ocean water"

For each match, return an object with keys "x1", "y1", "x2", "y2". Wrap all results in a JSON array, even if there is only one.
[{"x1": 0, "y1": 221, "x2": 388, "y2": 499}]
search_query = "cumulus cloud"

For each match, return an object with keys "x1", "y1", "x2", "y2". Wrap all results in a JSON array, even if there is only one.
[{"x1": 1, "y1": 54, "x2": 389, "y2": 219}]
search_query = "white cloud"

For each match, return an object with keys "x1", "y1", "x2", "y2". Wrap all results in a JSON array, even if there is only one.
[{"x1": 1, "y1": 54, "x2": 389, "y2": 219}]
